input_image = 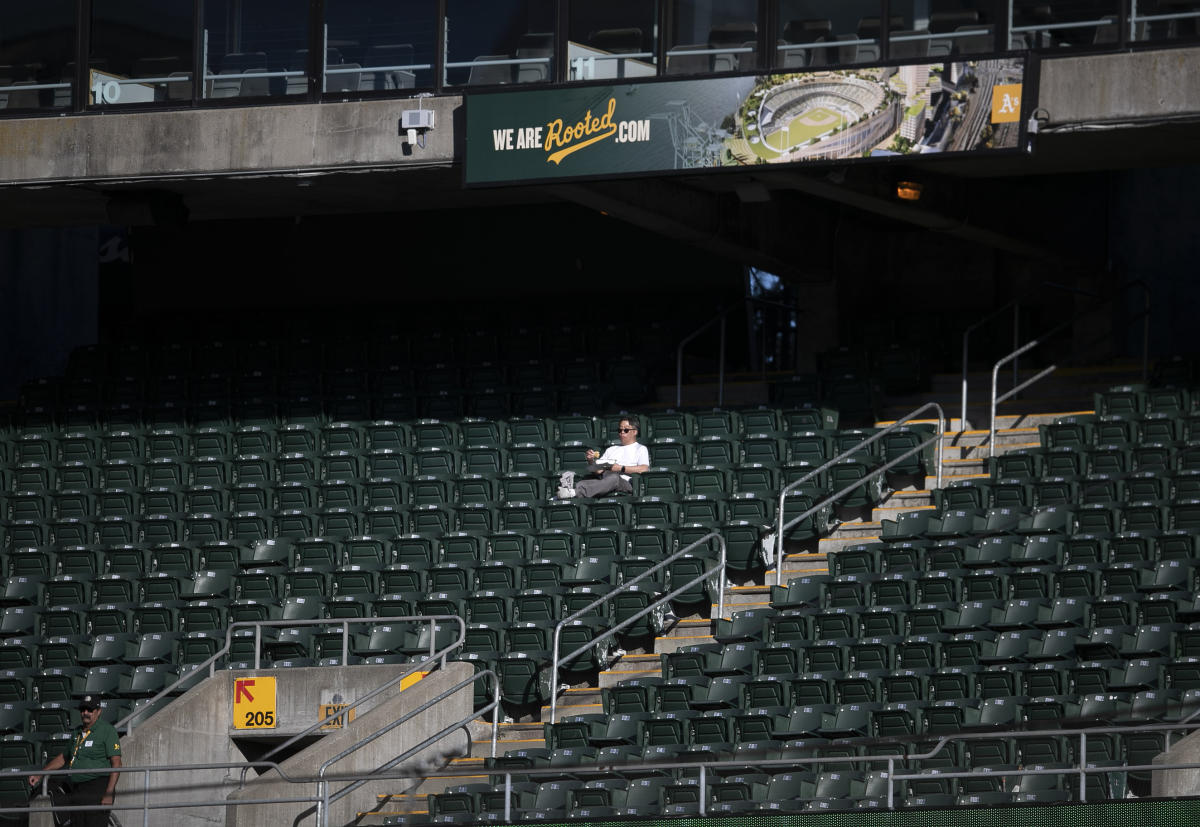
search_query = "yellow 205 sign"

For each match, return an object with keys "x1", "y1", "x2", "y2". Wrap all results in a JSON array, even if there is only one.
[{"x1": 233, "y1": 677, "x2": 277, "y2": 730}]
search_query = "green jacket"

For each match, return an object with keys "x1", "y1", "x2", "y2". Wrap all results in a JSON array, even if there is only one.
[{"x1": 67, "y1": 718, "x2": 121, "y2": 784}]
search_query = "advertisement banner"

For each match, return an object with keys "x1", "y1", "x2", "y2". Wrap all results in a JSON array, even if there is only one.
[{"x1": 465, "y1": 56, "x2": 1027, "y2": 186}]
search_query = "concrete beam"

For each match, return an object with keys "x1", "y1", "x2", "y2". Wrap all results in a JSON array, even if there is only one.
[
  {"x1": 1039, "y1": 48, "x2": 1200, "y2": 127},
  {"x1": 0, "y1": 97, "x2": 460, "y2": 185}
]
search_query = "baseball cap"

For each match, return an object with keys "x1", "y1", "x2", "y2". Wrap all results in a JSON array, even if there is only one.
[{"x1": 78, "y1": 695, "x2": 101, "y2": 710}]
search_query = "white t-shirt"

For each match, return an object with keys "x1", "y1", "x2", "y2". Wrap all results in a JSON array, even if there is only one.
[{"x1": 600, "y1": 442, "x2": 650, "y2": 481}]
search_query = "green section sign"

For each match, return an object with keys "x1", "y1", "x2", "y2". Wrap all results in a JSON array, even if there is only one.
[{"x1": 465, "y1": 56, "x2": 1026, "y2": 185}]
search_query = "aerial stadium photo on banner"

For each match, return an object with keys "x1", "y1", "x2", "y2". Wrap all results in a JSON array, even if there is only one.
[{"x1": 465, "y1": 56, "x2": 1027, "y2": 185}]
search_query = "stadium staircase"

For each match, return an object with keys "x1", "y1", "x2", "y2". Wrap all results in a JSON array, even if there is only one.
[{"x1": 362, "y1": 361, "x2": 1151, "y2": 824}]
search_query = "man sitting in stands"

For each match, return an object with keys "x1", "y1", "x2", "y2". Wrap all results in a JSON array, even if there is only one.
[{"x1": 557, "y1": 415, "x2": 649, "y2": 498}]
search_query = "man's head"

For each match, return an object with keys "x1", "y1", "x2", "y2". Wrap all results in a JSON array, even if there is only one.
[
  {"x1": 616, "y1": 416, "x2": 640, "y2": 446},
  {"x1": 79, "y1": 695, "x2": 102, "y2": 727}
]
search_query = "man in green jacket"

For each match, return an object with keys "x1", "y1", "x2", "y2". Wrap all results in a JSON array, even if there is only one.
[{"x1": 29, "y1": 694, "x2": 122, "y2": 826}]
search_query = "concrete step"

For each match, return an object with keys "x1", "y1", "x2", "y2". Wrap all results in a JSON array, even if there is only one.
[
  {"x1": 871, "y1": 503, "x2": 935, "y2": 523},
  {"x1": 819, "y1": 534, "x2": 880, "y2": 552},
  {"x1": 599, "y1": 654, "x2": 661, "y2": 687}
]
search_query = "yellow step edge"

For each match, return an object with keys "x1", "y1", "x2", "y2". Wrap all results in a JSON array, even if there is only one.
[
  {"x1": 717, "y1": 608, "x2": 770, "y2": 619},
  {"x1": 473, "y1": 738, "x2": 543, "y2": 746},
  {"x1": 653, "y1": 634, "x2": 712, "y2": 644},
  {"x1": 945, "y1": 427, "x2": 1039, "y2": 436},
  {"x1": 823, "y1": 536, "x2": 879, "y2": 542}
]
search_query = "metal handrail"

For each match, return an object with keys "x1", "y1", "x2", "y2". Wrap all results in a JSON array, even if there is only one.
[
  {"x1": 548, "y1": 532, "x2": 727, "y2": 721},
  {"x1": 484, "y1": 717, "x2": 1200, "y2": 815},
  {"x1": 985, "y1": 275, "x2": 1151, "y2": 456},
  {"x1": 988, "y1": 324, "x2": 1067, "y2": 457},
  {"x1": 117, "y1": 614, "x2": 463, "y2": 734},
  {"x1": 773, "y1": 402, "x2": 945, "y2": 586},
  {"x1": 973, "y1": 279, "x2": 1152, "y2": 454},
  {"x1": 961, "y1": 300, "x2": 1019, "y2": 431},
  {"x1": 10, "y1": 717, "x2": 1200, "y2": 821},
  {"x1": 675, "y1": 296, "x2": 796, "y2": 408},
  {"x1": 316, "y1": 669, "x2": 500, "y2": 826},
  {"x1": 250, "y1": 615, "x2": 467, "y2": 773}
]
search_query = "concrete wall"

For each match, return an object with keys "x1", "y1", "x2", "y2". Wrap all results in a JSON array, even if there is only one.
[
  {"x1": 0, "y1": 46, "x2": 1197, "y2": 185},
  {"x1": 1153, "y1": 728, "x2": 1200, "y2": 797},
  {"x1": 0, "y1": 96, "x2": 459, "y2": 184},
  {"x1": 1039, "y1": 48, "x2": 1200, "y2": 127},
  {"x1": 33, "y1": 662, "x2": 472, "y2": 827},
  {"x1": 226, "y1": 662, "x2": 473, "y2": 827}
]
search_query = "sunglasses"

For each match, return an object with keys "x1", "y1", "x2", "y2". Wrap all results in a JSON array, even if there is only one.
[{"x1": 616, "y1": 428, "x2": 636, "y2": 433}]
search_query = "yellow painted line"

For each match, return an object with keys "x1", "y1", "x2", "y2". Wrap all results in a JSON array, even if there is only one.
[
  {"x1": 654, "y1": 634, "x2": 713, "y2": 644},
  {"x1": 875, "y1": 504, "x2": 936, "y2": 513},
  {"x1": 823, "y1": 535, "x2": 880, "y2": 542},
  {"x1": 720, "y1": 602, "x2": 771, "y2": 614}
]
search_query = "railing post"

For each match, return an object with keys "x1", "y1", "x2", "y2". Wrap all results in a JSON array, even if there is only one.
[
  {"x1": 887, "y1": 757, "x2": 895, "y2": 810},
  {"x1": 699, "y1": 764, "x2": 707, "y2": 816},
  {"x1": 960, "y1": 332, "x2": 969, "y2": 431},
  {"x1": 961, "y1": 301, "x2": 1018, "y2": 433},
  {"x1": 1079, "y1": 732, "x2": 1087, "y2": 801},
  {"x1": 143, "y1": 768, "x2": 150, "y2": 827},
  {"x1": 342, "y1": 620, "x2": 349, "y2": 666}
]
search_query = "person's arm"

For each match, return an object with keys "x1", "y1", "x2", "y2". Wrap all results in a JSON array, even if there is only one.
[
  {"x1": 28, "y1": 752, "x2": 65, "y2": 786},
  {"x1": 101, "y1": 756, "x2": 121, "y2": 805},
  {"x1": 609, "y1": 460, "x2": 648, "y2": 475},
  {"x1": 589, "y1": 446, "x2": 618, "y2": 464}
]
